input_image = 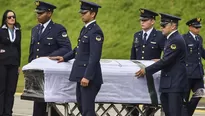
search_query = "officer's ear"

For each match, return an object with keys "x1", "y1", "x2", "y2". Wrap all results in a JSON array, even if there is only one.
[
  {"x1": 90, "y1": 11, "x2": 96, "y2": 19},
  {"x1": 47, "y1": 11, "x2": 52, "y2": 17},
  {"x1": 171, "y1": 23, "x2": 177, "y2": 30},
  {"x1": 151, "y1": 19, "x2": 155, "y2": 25}
]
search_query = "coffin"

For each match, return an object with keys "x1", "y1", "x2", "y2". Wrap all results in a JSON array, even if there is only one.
[{"x1": 21, "y1": 57, "x2": 161, "y2": 104}]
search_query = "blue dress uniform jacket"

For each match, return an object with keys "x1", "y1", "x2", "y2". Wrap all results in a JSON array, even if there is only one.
[
  {"x1": 63, "y1": 22, "x2": 104, "y2": 85},
  {"x1": 130, "y1": 28, "x2": 165, "y2": 60},
  {"x1": 146, "y1": 31, "x2": 188, "y2": 93},
  {"x1": 29, "y1": 20, "x2": 72, "y2": 62},
  {"x1": 183, "y1": 32, "x2": 205, "y2": 79},
  {"x1": 0, "y1": 27, "x2": 21, "y2": 66},
  {"x1": 29, "y1": 20, "x2": 72, "y2": 116}
]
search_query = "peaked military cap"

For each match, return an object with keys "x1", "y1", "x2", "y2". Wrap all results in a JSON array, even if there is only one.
[
  {"x1": 159, "y1": 13, "x2": 181, "y2": 24},
  {"x1": 186, "y1": 18, "x2": 202, "y2": 28},
  {"x1": 35, "y1": 1, "x2": 57, "y2": 13},
  {"x1": 139, "y1": 8, "x2": 158, "y2": 20},
  {"x1": 79, "y1": 0, "x2": 101, "y2": 13}
]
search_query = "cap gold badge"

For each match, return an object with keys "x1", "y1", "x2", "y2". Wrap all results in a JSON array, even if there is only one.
[
  {"x1": 96, "y1": 36, "x2": 102, "y2": 41},
  {"x1": 197, "y1": 18, "x2": 201, "y2": 22},
  {"x1": 170, "y1": 44, "x2": 176, "y2": 50},
  {"x1": 35, "y1": 1, "x2": 40, "y2": 6},
  {"x1": 140, "y1": 9, "x2": 144, "y2": 14}
]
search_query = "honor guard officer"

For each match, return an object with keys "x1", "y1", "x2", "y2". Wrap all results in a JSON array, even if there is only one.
[
  {"x1": 136, "y1": 13, "x2": 188, "y2": 116},
  {"x1": 129, "y1": 8, "x2": 165, "y2": 116},
  {"x1": 183, "y1": 18, "x2": 205, "y2": 116},
  {"x1": 50, "y1": 0, "x2": 104, "y2": 116},
  {"x1": 29, "y1": 1, "x2": 72, "y2": 116},
  {"x1": 130, "y1": 8, "x2": 165, "y2": 60}
]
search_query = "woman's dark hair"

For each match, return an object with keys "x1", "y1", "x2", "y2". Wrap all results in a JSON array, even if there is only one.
[{"x1": 1, "y1": 9, "x2": 21, "y2": 28}]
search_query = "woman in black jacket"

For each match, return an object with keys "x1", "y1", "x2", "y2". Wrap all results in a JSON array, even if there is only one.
[{"x1": 0, "y1": 9, "x2": 21, "y2": 116}]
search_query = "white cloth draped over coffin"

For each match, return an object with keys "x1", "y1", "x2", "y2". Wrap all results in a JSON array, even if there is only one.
[{"x1": 22, "y1": 57, "x2": 161, "y2": 104}]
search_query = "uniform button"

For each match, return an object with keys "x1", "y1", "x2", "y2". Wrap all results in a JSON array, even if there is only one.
[
  {"x1": 142, "y1": 57, "x2": 144, "y2": 59},
  {"x1": 84, "y1": 64, "x2": 86, "y2": 66},
  {"x1": 36, "y1": 55, "x2": 39, "y2": 58},
  {"x1": 78, "y1": 40, "x2": 80, "y2": 42},
  {"x1": 198, "y1": 53, "x2": 200, "y2": 55},
  {"x1": 77, "y1": 46, "x2": 79, "y2": 48},
  {"x1": 152, "y1": 47, "x2": 154, "y2": 49},
  {"x1": 142, "y1": 51, "x2": 144, "y2": 53},
  {"x1": 143, "y1": 45, "x2": 145, "y2": 48},
  {"x1": 37, "y1": 49, "x2": 39, "y2": 51},
  {"x1": 37, "y1": 42, "x2": 40, "y2": 45},
  {"x1": 186, "y1": 64, "x2": 188, "y2": 66},
  {"x1": 76, "y1": 52, "x2": 77, "y2": 55},
  {"x1": 48, "y1": 43, "x2": 51, "y2": 45},
  {"x1": 199, "y1": 58, "x2": 200, "y2": 60}
]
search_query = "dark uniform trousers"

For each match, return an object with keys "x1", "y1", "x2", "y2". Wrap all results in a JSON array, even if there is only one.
[
  {"x1": 30, "y1": 20, "x2": 72, "y2": 116},
  {"x1": 160, "y1": 93, "x2": 184, "y2": 116},
  {"x1": 185, "y1": 79, "x2": 204, "y2": 116},
  {"x1": 33, "y1": 102, "x2": 60, "y2": 116},
  {"x1": 183, "y1": 32, "x2": 205, "y2": 116},
  {"x1": 129, "y1": 28, "x2": 165, "y2": 116},
  {"x1": 76, "y1": 83, "x2": 101, "y2": 116},
  {"x1": 0, "y1": 65, "x2": 19, "y2": 116}
]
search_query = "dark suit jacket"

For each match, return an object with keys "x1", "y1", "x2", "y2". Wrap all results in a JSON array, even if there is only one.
[
  {"x1": 29, "y1": 20, "x2": 72, "y2": 62},
  {"x1": 183, "y1": 32, "x2": 205, "y2": 79},
  {"x1": 0, "y1": 26, "x2": 21, "y2": 66},
  {"x1": 130, "y1": 28, "x2": 165, "y2": 60},
  {"x1": 146, "y1": 31, "x2": 188, "y2": 93},
  {"x1": 63, "y1": 21, "x2": 104, "y2": 85}
]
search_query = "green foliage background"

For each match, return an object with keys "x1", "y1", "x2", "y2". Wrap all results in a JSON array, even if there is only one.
[{"x1": 1, "y1": 0, "x2": 205, "y2": 92}]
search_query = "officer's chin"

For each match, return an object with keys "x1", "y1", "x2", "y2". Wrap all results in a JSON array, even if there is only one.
[
  {"x1": 81, "y1": 18, "x2": 85, "y2": 22},
  {"x1": 37, "y1": 18, "x2": 43, "y2": 24}
]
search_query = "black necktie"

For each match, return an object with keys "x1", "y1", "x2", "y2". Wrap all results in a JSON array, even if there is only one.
[
  {"x1": 143, "y1": 33, "x2": 147, "y2": 44},
  {"x1": 195, "y1": 35, "x2": 200, "y2": 47},
  {"x1": 38, "y1": 25, "x2": 44, "y2": 40},
  {"x1": 195, "y1": 35, "x2": 199, "y2": 41}
]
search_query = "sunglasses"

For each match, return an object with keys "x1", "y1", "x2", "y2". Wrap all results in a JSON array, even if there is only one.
[
  {"x1": 37, "y1": 12, "x2": 46, "y2": 15},
  {"x1": 80, "y1": 11, "x2": 89, "y2": 15},
  {"x1": 7, "y1": 16, "x2": 16, "y2": 19},
  {"x1": 194, "y1": 27, "x2": 201, "y2": 29},
  {"x1": 140, "y1": 19, "x2": 149, "y2": 22},
  {"x1": 160, "y1": 22, "x2": 170, "y2": 28}
]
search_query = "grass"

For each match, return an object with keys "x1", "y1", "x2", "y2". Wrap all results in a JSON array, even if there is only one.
[{"x1": 1, "y1": 0, "x2": 205, "y2": 98}]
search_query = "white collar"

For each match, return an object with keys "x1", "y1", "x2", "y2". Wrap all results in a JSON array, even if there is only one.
[
  {"x1": 85, "y1": 20, "x2": 96, "y2": 28},
  {"x1": 2, "y1": 24, "x2": 19, "y2": 30},
  {"x1": 189, "y1": 31, "x2": 197, "y2": 39},
  {"x1": 167, "y1": 30, "x2": 177, "y2": 39},
  {"x1": 143, "y1": 27, "x2": 153, "y2": 39}
]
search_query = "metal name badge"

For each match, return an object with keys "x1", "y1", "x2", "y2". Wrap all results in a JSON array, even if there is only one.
[
  {"x1": 47, "y1": 38, "x2": 53, "y2": 40},
  {"x1": 150, "y1": 41, "x2": 157, "y2": 44},
  {"x1": 0, "y1": 49, "x2": 5, "y2": 53},
  {"x1": 83, "y1": 35, "x2": 88, "y2": 38},
  {"x1": 188, "y1": 44, "x2": 194, "y2": 47}
]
